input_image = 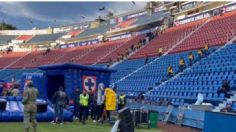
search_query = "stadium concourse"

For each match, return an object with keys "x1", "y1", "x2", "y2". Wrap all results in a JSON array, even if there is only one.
[{"x1": 1, "y1": 1, "x2": 236, "y2": 132}]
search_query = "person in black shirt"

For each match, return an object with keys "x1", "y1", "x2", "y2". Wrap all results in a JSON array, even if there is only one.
[
  {"x1": 144, "y1": 54, "x2": 149, "y2": 65},
  {"x1": 217, "y1": 80, "x2": 230, "y2": 98}
]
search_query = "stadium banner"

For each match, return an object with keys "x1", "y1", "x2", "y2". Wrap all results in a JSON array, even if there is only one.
[
  {"x1": 108, "y1": 33, "x2": 132, "y2": 41},
  {"x1": 175, "y1": 2, "x2": 236, "y2": 25},
  {"x1": 127, "y1": 11, "x2": 147, "y2": 20},
  {"x1": 59, "y1": 39, "x2": 99, "y2": 48},
  {"x1": 82, "y1": 76, "x2": 97, "y2": 94},
  {"x1": 127, "y1": 11, "x2": 147, "y2": 19},
  {"x1": 175, "y1": 12, "x2": 210, "y2": 25},
  {"x1": 0, "y1": 29, "x2": 51, "y2": 35},
  {"x1": 224, "y1": 2, "x2": 236, "y2": 12}
]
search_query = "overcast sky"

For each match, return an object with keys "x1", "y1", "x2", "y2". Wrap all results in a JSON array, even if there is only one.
[{"x1": 0, "y1": 2, "x2": 146, "y2": 29}]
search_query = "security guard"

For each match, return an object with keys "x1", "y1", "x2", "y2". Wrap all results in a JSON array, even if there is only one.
[
  {"x1": 22, "y1": 81, "x2": 39, "y2": 132},
  {"x1": 118, "y1": 93, "x2": 126, "y2": 110},
  {"x1": 197, "y1": 48, "x2": 204, "y2": 60},
  {"x1": 204, "y1": 44, "x2": 209, "y2": 56},
  {"x1": 167, "y1": 65, "x2": 173, "y2": 78},
  {"x1": 188, "y1": 52, "x2": 194, "y2": 66},
  {"x1": 179, "y1": 57, "x2": 186, "y2": 72},
  {"x1": 158, "y1": 47, "x2": 163, "y2": 57},
  {"x1": 79, "y1": 90, "x2": 89, "y2": 124}
]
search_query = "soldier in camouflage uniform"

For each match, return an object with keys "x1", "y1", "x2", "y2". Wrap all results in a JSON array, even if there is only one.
[{"x1": 22, "y1": 81, "x2": 39, "y2": 132}]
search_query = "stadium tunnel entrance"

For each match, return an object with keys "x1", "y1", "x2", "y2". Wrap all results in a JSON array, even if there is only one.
[{"x1": 47, "y1": 75, "x2": 65, "y2": 99}]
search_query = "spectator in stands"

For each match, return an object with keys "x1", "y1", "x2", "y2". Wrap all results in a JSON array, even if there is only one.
[
  {"x1": 130, "y1": 44, "x2": 134, "y2": 51},
  {"x1": 167, "y1": 65, "x2": 174, "y2": 78},
  {"x1": 135, "y1": 92, "x2": 145, "y2": 104},
  {"x1": 117, "y1": 53, "x2": 121, "y2": 62},
  {"x1": 46, "y1": 48, "x2": 51, "y2": 53},
  {"x1": 158, "y1": 47, "x2": 164, "y2": 57},
  {"x1": 145, "y1": 34, "x2": 149, "y2": 44},
  {"x1": 197, "y1": 48, "x2": 204, "y2": 60},
  {"x1": 203, "y1": 44, "x2": 209, "y2": 56},
  {"x1": 69, "y1": 58, "x2": 74, "y2": 63},
  {"x1": 73, "y1": 88, "x2": 81, "y2": 119},
  {"x1": 142, "y1": 39, "x2": 146, "y2": 46},
  {"x1": 125, "y1": 49, "x2": 129, "y2": 57},
  {"x1": 144, "y1": 54, "x2": 149, "y2": 65},
  {"x1": 217, "y1": 80, "x2": 230, "y2": 98},
  {"x1": 178, "y1": 57, "x2": 186, "y2": 72},
  {"x1": 188, "y1": 52, "x2": 195, "y2": 66},
  {"x1": 121, "y1": 52, "x2": 126, "y2": 60},
  {"x1": 51, "y1": 86, "x2": 69, "y2": 125}
]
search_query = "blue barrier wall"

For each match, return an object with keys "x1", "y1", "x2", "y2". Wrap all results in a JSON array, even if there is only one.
[{"x1": 204, "y1": 111, "x2": 236, "y2": 132}]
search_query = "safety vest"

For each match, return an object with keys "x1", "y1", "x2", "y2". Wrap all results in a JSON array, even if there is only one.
[
  {"x1": 188, "y1": 54, "x2": 194, "y2": 60},
  {"x1": 204, "y1": 45, "x2": 209, "y2": 51},
  {"x1": 179, "y1": 59, "x2": 185, "y2": 65},
  {"x1": 198, "y1": 49, "x2": 203, "y2": 55},
  {"x1": 80, "y1": 94, "x2": 89, "y2": 106},
  {"x1": 158, "y1": 48, "x2": 163, "y2": 53},
  {"x1": 119, "y1": 95, "x2": 126, "y2": 105},
  {"x1": 168, "y1": 67, "x2": 173, "y2": 74}
]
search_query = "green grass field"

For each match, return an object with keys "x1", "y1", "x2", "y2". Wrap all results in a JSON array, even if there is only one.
[{"x1": 0, "y1": 121, "x2": 161, "y2": 132}]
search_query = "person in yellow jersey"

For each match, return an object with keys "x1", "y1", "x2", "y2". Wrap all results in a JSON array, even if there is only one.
[
  {"x1": 118, "y1": 93, "x2": 126, "y2": 110},
  {"x1": 79, "y1": 90, "x2": 89, "y2": 124},
  {"x1": 197, "y1": 48, "x2": 204, "y2": 60},
  {"x1": 204, "y1": 44, "x2": 209, "y2": 56},
  {"x1": 188, "y1": 52, "x2": 195, "y2": 66},
  {"x1": 179, "y1": 57, "x2": 186, "y2": 72},
  {"x1": 167, "y1": 65, "x2": 174, "y2": 78},
  {"x1": 101, "y1": 88, "x2": 116, "y2": 123},
  {"x1": 158, "y1": 47, "x2": 163, "y2": 57}
]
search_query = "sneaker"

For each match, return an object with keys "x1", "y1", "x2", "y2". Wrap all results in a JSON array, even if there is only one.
[
  {"x1": 93, "y1": 120, "x2": 97, "y2": 123},
  {"x1": 51, "y1": 121, "x2": 56, "y2": 125}
]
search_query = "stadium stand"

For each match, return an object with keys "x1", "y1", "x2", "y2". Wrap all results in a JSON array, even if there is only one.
[
  {"x1": 147, "y1": 43, "x2": 236, "y2": 106},
  {"x1": 171, "y1": 10, "x2": 236, "y2": 53},
  {"x1": 15, "y1": 35, "x2": 33, "y2": 42},
  {"x1": 53, "y1": 45, "x2": 96, "y2": 64},
  {"x1": 99, "y1": 35, "x2": 146, "y2": 64},
  {"x1": 0, "y1": 35, "x2": 17, "y2": 45},
  {"x1": 28, "y1": 33, "x2": 65, "y2": 43},
  {"x1": 129, "y1": 19, "x2": 207, "y2": 59},
  {"x1": 77, "y1": 38, "x2": 129, "y2": 64},
  {"x1": 68, "y1": 30, "x2": 83, "y2": 37},
  {"x1": 0, "y1": 52, "x2": 29, "y2": 69},
  {"x1": 77, "y1": 24, "x2": 116, "y2": 38},
  {"x1": 133, "y1": 11, "x2": 167, "y2": 26},
  {"x1": 115, "y1": 19, "x2": 136, "y2": 29},
  {"x1": 114, "y1": 49, "x2": 208, "y2": 98}
]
